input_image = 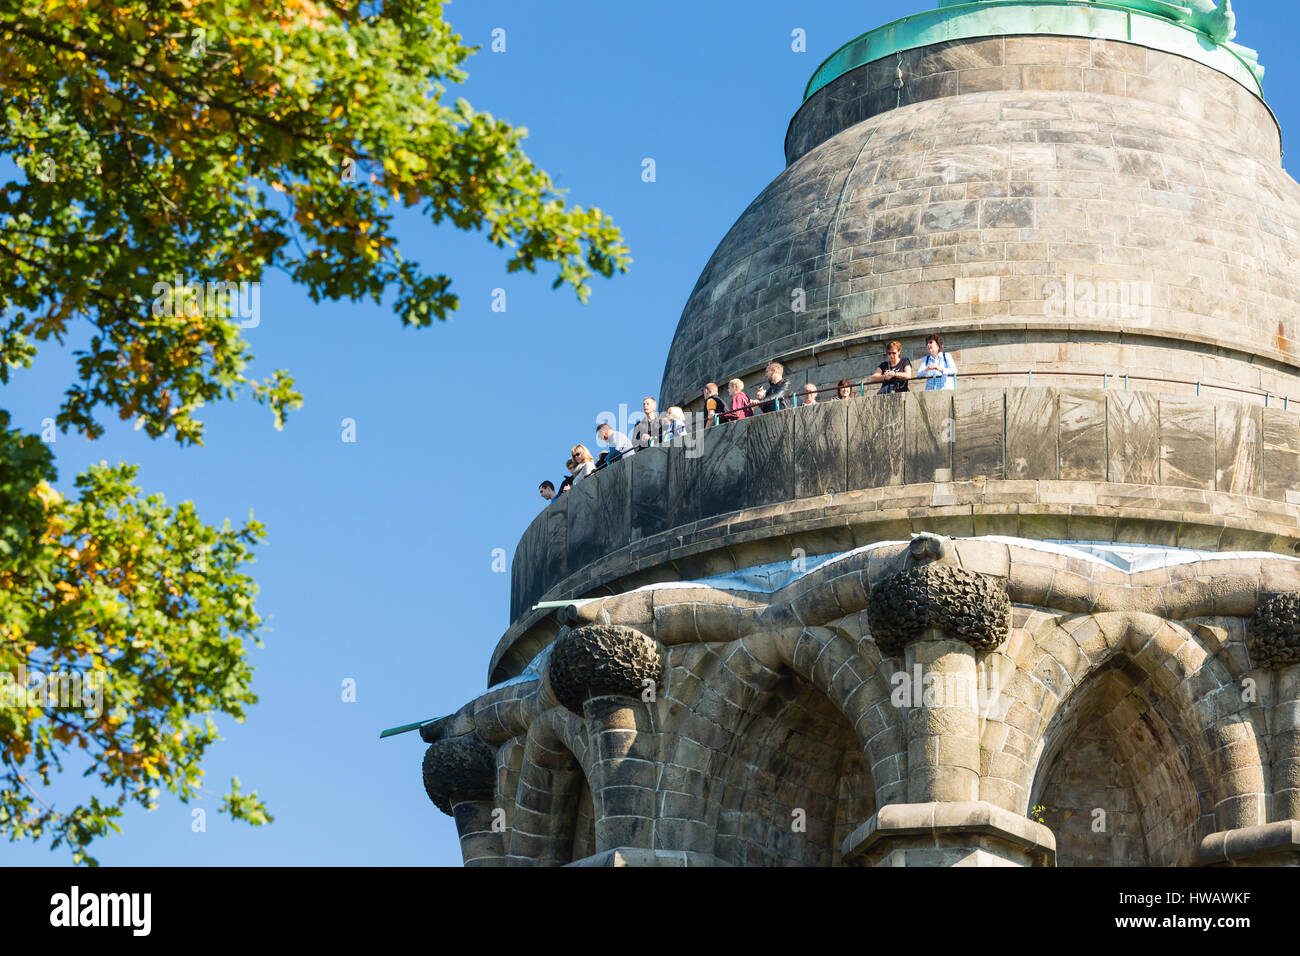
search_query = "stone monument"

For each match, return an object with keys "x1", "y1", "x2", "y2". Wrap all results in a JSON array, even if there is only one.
[{"x1": 415, "y1": 0, "x2": 1300, "y2": 866}]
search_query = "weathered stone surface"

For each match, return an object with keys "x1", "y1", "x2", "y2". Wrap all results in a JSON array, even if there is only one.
[
  {"x1": 746, "y1": 408, "x2": 795, "y2": 508},
  {"x1": 1059, "y1": 389, "x2": 1106, "y2": 481},
  {"x1": 629, "y1": 446, "x2": 669, "y2": 539},
  {"x1": 867, "y1": 565, "x2": 1011, "y2": 655},
  {"x1": 594, "y1": 464, "x2": 630, "y2": 561},
  {"x1": 796, "y1": 399, "x2": 848, "y2": 498},
  {"x1": 422, "y1": 737, "x2": 496, "y2": 816},
  {"x1": 1248, "y1": 593, "x2": 1300, "y2": 669},
  {"x1": 1108, "y1": 391, "x2": 1160, "y2": 485},
  {"x1": 547, "y1": 625, "x2": 665, "y2": 716},
  {"x1": 667, "y1": 441, "x2": 700, "y2": 528},
  {"x1": 700, "y1": 416, "x2": 748, "y2": 517},
  {"x1": 906, "y1": 391, "x2": 954, "y2": 484},
  {"x1": 566, "y1": 474, "x2": 601, "y2": 572},
  {"x1": 1262, "y1": 408, "x2": 1300, "y2": 502},
  {"x1": 848, "y1": 393, "x2": 905, "y2": 489},
  {"x1": 1161, "y1": 397, "x2": 1215, "y2": 490},
  {"x1": 1216, "y1": 403, "x2": 1263, "y2": 497},
  {"x1": 1006, "y1": 388, "x2": 1058, "y2": 480},
  {"x1": 954, "y1": 389, "x2": 1003, "y2": 480}
]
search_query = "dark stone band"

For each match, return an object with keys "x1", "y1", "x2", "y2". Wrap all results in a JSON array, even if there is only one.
[
  {"x1": 1248, "y1": 593, "x2": 1300, "y2": 670},
  {"x1": 547, "y1": 624, "x2": 665, "y2": 716},
  {"x1": 422, "y1": 737, "x2": 497, "y2": 816},
  {"x1": 867, "y1": 565, "x2": 1011, "y2": 655}
]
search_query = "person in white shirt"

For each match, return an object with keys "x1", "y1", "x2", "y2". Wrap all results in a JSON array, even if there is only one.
[
  {"x1": 596, "y1": 422, "x2": 635, "y2": 464},
  {"x1": 916, "y1": 333, "x2": 957, "y2": 390}
]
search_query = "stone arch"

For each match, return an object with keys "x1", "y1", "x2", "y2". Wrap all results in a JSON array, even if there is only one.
[
  {"x1": 506, "y1": 707, "x2": 596, "y2": 865},
  {"x1": 683, "y1": 628, "x2": 895, "y2": 865},
  {"x1": 712, "y1": 669, "x2": 877, "y2": 866},
  {"x1": 987, "y1": 610, "x2": 1268, "y2": 833},
  {"x1": 1030, "y1": 661, "x2": 1203, "y2": 866},
  {"x1": 762, "y1": 626, "x2": 906, "y2": 810}
]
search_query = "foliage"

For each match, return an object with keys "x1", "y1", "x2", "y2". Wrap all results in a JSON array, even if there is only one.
[
  {"x1": 0, "y1": 413, "x2": 268, "y2": 865},
  {"x1": 0, "y1": 0, "x2": 630, "y2": 444},
  {"x1": 0, "y1": 0, "x2": 628, "y2": 862}
]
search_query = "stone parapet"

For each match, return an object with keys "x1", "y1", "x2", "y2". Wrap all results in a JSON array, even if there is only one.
[{"x1": 504, "y1": 386, "x2": 1300, "y2": 677}]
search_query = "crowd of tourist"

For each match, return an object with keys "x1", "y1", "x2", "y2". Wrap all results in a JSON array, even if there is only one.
[{"x1": 537, "y1": 335, "x2": 958, "y2": 504}]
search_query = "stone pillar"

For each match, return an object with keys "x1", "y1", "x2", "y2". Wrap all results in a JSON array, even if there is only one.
[
  {"x1": 585, "y1": 695, "x2": 658, "y2": 854},
  {"x1": 422, "y1": 737, "x2": 503, "y2": 867},
  {"x1": 1248, "y1": 594, "x2": 1300, "y2": 823},
  {"x1": 905, "y1": 636, "x2": 980, "y2": 803},
  {"x1": 1275, "y1": 664, "x2": 1300, "y2": 823},
  {"x1": 547, "y1": 624, "x2": 680, "y2": 864},
  {"x1": 866, "y1": 559, "x2": 1029, "y2": 863},
  {"x1": 1197, "y1": 596, "x2": 1300, "y2": 864}
]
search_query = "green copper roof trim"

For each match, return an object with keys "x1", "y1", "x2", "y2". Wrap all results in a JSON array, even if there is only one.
[{"x1": 803, "y1": 1, "x2": 1264, "y2": 103}]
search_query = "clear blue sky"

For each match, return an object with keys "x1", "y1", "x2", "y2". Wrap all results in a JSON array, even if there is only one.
[{"x1": 3, "y1": 0, "x2": 1298, "y2": 866}]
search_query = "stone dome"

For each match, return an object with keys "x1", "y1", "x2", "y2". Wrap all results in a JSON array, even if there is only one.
[{"x1": 658, "y1": 25, "x2": 1300, "y2": 410}]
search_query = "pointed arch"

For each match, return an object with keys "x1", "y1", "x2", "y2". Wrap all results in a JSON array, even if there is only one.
[{"x1": 984, "y1": 610, "x2": 1268, "y2": 834}]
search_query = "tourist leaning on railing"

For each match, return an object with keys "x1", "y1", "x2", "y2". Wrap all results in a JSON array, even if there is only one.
[
  {"x1": 800, "y1": 383, "x2": 819, "y2": 406},
  {"x1": 916, "y1": 333, "x2": 957, "y2": 390},
  {"x1": 870, "y1": 340, "x2": 912, "y2": 394},
  {"x1": 595, "y1": 421, "x2": 635, "y2": 467},
  {"x1": 703, "y1": 382, "x2": 723, "y2": 425},
  {"x1": 721, "y1": 378, "x2": 753, "y2": 422},
  {"x1": 539, "y1": 480, "x2": 557, "y2": 504},
  {"x1": 754, "y1": 361, "x2": 793, "y2": 412},
  {"x1": 571, "y1": 444, "x2": 596, "y2": 481}
]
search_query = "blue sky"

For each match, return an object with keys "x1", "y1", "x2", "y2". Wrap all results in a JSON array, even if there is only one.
[{"x1": 3, "y1": 0, "x2": 1298, "y2": 866}]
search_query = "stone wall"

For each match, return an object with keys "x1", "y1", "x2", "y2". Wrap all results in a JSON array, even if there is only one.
[
  {"x1": 658, "y1": 36, "x2": 1300, "y2": 418},
  {"x1": 429, "y1": 539, "x2": 1300, "y2": 866}
]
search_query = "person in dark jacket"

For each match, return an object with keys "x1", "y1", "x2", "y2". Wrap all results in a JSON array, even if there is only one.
[
  {"x1": 631, "y1": 396, "x2": 667, "y2": 448},
  {"x1": 754, "y1": 361, "x2": 793, "y2": 412}
]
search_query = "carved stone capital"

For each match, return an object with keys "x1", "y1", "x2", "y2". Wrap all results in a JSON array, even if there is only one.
[
  {"x1": 422, "y1": 737, "x2": 496, "y2": 816},
  {"x1": 547, "y1": 624, "x2": 664, "y2": 716},
  {"x1": 868, "y1": 566, "x2": 1010, "y2": 656},
  {"x1": 1248, "y1": 593, "x2": 1300, "y2": 670}
]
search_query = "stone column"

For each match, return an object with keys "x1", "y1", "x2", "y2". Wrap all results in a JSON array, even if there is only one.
[
  {"x1": 584, "y1": 695, "x2": 659, "y2": 857},
  {"x1": 1198, "y1": 596, "x2": 1300, "y2": 865},
  {"x1": 547, "y1": 624, "x2": 695, "y2": 865},
  {"x1": 861, "y1": 559, "x2": 1043, "y2": 865},
  {"x1": 1276, "y1": 663, "x2": 1300, "y2": 823},
  {"x1": 422, "y1": 737, "x2": 503, "y2": 867},
  {"x1": 905, "y1": 635, "x2": 980, "y2": 803},
  {"x1": 1248, "y1": 596, "x2": 1300, "y2": 823}
]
